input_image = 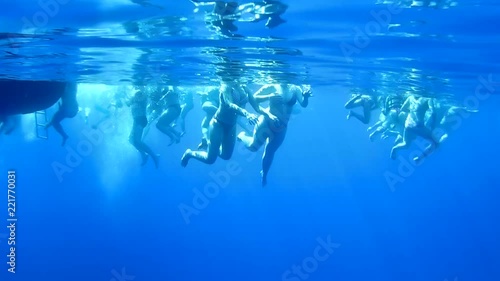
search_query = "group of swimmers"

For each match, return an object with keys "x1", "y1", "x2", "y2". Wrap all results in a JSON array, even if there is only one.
[
  {"x1": 83, "y1": 81, "x2": 311, "y2": 186},
  {"x1": 1, "y1": 80, "x2": 481, "y2": 185},
  {"x1": 345, "y1": 92, "x2": 477, "y2": 163}
]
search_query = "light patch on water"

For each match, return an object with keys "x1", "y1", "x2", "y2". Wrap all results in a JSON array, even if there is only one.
[
  {"x1": 20, "y1": 114, "x2": 38, "y2": 142},
  {"x1": 98, "y1": 0, "x2": 136, "y2": 10},
  {"x1": 77, "y1": 23, "x2": 137, "y2": 40},
  {"x1": 97, "y1": 117, "x2": 136, "y2": 192},
  {"x1": 77, "y1": 47, "x2": 143, "y2": 84}
]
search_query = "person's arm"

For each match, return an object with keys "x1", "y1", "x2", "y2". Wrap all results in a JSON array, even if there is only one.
[
  {"x1": 295, "y1": 85, "x2": 311, "y2": 108},
  {"x1": 253, "y1": 84, "x2": 278, "y2": 100},
  {"x1": 246, "y1": 87, "x2": 265, "y2": 114},
  {"x1": 222, "y1": 86, "x2": 258, "y2": 125},
  {"x1": 222, "y1": 88, "x2": 250, "y2": 117},
  {"x1": 400, "y1": 96, "x2": 412, "y2": 112}
]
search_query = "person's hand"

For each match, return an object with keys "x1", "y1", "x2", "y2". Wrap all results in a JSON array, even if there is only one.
[
  {"x1": 246, "y1": 113, "x2": 258, "y2": 125},
  {"x1": 303, "y1": 89, "x2": 313, "y2": 98},
  {"x1": 266, "y1": 112, "x2": 280, "y2": 127}
]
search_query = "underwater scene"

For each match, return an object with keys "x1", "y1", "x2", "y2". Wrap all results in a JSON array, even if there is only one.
[{"x1": 1, "y1": 0, "x2": 500, "y2": 281}]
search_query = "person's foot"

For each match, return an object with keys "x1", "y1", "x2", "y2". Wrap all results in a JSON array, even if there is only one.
[
  {"x1": 346, "y1": 111, "x2": 351, "y2": 120},
  {"x1": 197, "y1": 139, "x2": 207, "y2": 150},
  {"x1": 390, "y1": 149, "x2": 397, "y2": 160},
  {"x1": 237, "y1": 131, "x2": 246, "y2": 142},
  {"x1": 181, "y1": 149, "x2": 192, "y2": 167},
  {"x1": 141, "y1": 153, "x2": 149, "y2": 166},
  {"x1": 260, "y1": 171, "x2": 267, "y2": 187}
]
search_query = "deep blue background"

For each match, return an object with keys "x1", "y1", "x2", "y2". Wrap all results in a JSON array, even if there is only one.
[
  {"x1": 1, "y1": 85, "x2": 499, "y2": 281},
  {"x1": 1, "y1": 0, "x2": 500, "y2": 280}
]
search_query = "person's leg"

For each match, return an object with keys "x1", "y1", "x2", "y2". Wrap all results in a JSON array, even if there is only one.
[
  {"x1": 237, "y1": 115, "x2": 268, "y2": 151},
  {"x1": 130, "y1": 119, "x2": 159, "y2": 168},
  {"x1": 199, "y1": 103, "x2": 217, "y2": 149},
  {"x1": 261, "y1": 127, "x2": 287, "y2": 186},
  {"x1": 344, "y1": 94, "x2": 362, "y2": 109},
  {"x1": 390, "y1": 127, "x2": 415, "y2": 159},
  {"x1": 179, "y1": 98, "x2": 194, "y2": 134},
  {"x1": 182, "y1": 119, "x2": 223, "y2": 166},
  {"x1": 46, "y1": 101, "x2": 78, "y2": 146},
  {"x1": 46, "y1": 110, "x2": 69, "y2": 146},
  {"x1": 369, "y1": 125, "x2": 386, "y2": 141},
  {"x1": 360, "y1": 103, "x2": 373, "y2": 124},
  {"x1": 156, "y1": 107, "x2": 182, "y2": 145},
  {"x1": 219, "y1": 124, "x2": 236, "y2": 160},
  {"x1": 348, "y1": 110, "x2": 368, "y2": 124},
  {"x1": 129, "y1": 121, "x2": 148, "y2": 165},
  {"x1": 413, "y1": 127, "x2": 440, "y2": 164}
]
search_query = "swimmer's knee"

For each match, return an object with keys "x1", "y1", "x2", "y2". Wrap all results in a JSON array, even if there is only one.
[
  {"x1": 206, "y1": 155, "x2": 218, "y2": 164},
  {"x1": 219, "y1": 154, "x2": 231, "y2": 161}
]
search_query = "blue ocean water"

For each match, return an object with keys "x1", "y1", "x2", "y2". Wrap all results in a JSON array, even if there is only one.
[{"x1": 1, "y1": 0, "x2": 500, "y2": 281}]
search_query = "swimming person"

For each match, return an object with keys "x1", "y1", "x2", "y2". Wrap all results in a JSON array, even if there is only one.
[
  {"x1": 237, "y1": 83, "x2": 311, "y2": 186},
  {"x1": 128, "y1": 88, "x2": 159, "y2": 168},
  {"x1": 428, "y1": 101, "x2": 479, "y2": 144},
  {"x1": 46, "y1": 83, "x2": 79, "y2": 146},
  {"x1": 390, "y1": 95, "x2": 440, "y2": 163},
  {"x1": 368, "y1": 94, "x2": 406, "y2": 142},
  {"x1": 181, "y1": 82, "x2": 258, "y2": 167},
  {"x1": 345, "y1": 92, "x2": 379, "y2": 125},
  {"x1": 197, "y1": 87, "x2": 220, "y2": 150},
  {"x1": 156, "y1": 86, "x2": 183, "y2": 145},
  {"x1": 177, "y1": 89, "x2": 195, "y2": 136}
]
